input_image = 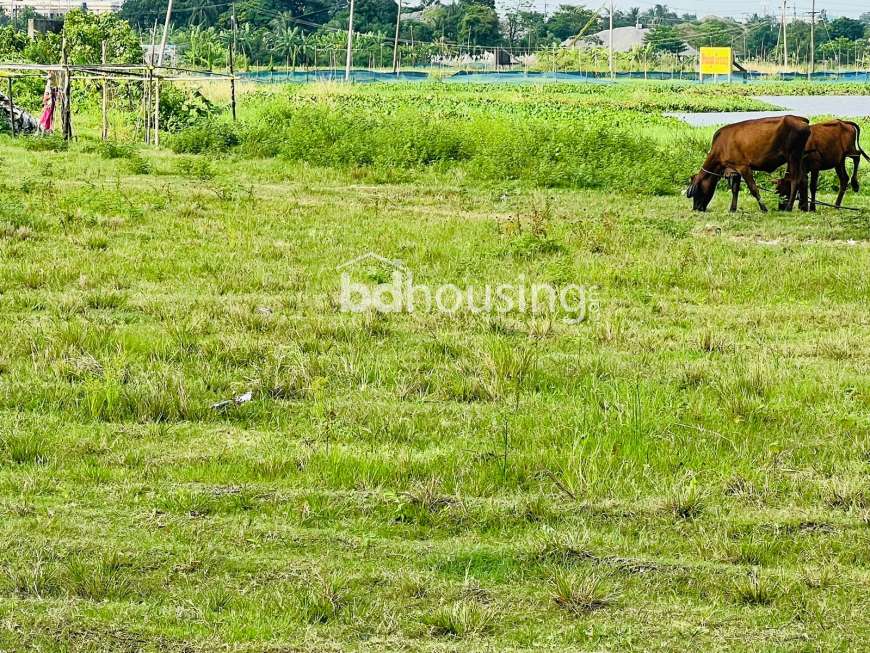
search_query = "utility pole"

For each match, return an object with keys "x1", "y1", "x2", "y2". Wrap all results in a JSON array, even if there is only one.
[
  {"x1": 344, "y1": 0, "x2": 356, "y2": 81},
  {"x1": 781, "y1": 0, "x2": 788, "y2": 70},
  {"x1": 392, "y1": 0, "x2": 401, "y2": 75},
  {"x1": 808, "y1": 0, "x2": 817, "y2": 77},
  {"x1": 608, "y1": 0, "x2": 614, "y2": 79},
  {"x1": 157, "y1": 0, "x2": 173, "y2": 67}
]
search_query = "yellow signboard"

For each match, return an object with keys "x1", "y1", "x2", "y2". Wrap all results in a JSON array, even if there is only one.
[{"x1": 699, "y1": 47, "x2": 732, "y2": 76}]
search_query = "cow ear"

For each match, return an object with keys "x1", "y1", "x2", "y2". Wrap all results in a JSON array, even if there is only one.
[{"x1": 686, "y1": 183, "x2": 696, "y2": 198}]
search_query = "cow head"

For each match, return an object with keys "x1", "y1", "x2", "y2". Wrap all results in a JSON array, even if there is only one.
[
  {"x1": 687, "y1": 169, "x2": 719, "y2": 212},
  {"x1": 774, "y1": 176, "x2": 790, "y2": 210}
]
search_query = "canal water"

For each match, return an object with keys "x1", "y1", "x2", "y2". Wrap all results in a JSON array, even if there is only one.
[{"x1": 668, "y1": 96, "x2": 870, "y2": 126}]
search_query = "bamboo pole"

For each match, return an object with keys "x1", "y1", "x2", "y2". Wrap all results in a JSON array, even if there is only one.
[
  {"x1": 144, "y1": 67, "x2": 151, "y2": 144},
  {"x1": 7, "y1": 77, "x2": 14, "y2": 137},
  {"x1": 101, "y1": 41, "x2": 108, "y2": 141},
  {"x1": 61, "y1": 36, "x2": 72, "y2": 141},
  {"x1": 153, "y1": 76, "x2": 160, "y2": 147}
]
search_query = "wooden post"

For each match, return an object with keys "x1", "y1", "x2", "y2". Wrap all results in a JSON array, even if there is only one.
[
  {"x1": 61, "y1": 37, "x2": 72, "y2": 141},
  {"x1": 344, "y1": 0, "x2": 355, "y2": 81},
  {"x1": 229, "y1": 6, "x2": 237, "y2": 121},
  {"x1": 144, "y1": 68, "x2": 152, "y2": 144},
  {"x1": 7, "y1": 77, "x2": 15, "y2": 137},
  {"x1": 392, "y1": 0, "x2": 401, "y2": 74},
  {"x1": 157, "y1": 0, "x2": 174, "y2": 66},
  {"x1": 145, "y1": 23, "x2": 157, "y2": 145},
  {"x1": 101, "y1": 41, "x2": 108, "y2": 141},
  {"x1": 153, "y1": 76, "x2": 160, "y2": 147}
]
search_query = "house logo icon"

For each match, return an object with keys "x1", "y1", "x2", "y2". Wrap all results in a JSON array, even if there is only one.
[{"x1": 335, "y1": 251, "x2": 408, "y2": 273}]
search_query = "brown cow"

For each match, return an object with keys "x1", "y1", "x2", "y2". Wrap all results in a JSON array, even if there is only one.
[
  {"x1": 687, "y1": 115, "x2": 810, "y2": 212},
  {"x1": 774, "y1": 120, "x2": 869, "y2": 211}
]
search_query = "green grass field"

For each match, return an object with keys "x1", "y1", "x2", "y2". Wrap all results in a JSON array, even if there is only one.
[{"x1": 1, "y1": 81, "x2": 870, "y2": 651}]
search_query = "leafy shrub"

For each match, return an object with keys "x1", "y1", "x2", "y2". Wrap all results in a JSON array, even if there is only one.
[
  {"x1": 22, "y1": 134, "x2": 68, "y2": 152},
  {"x1": 158, "y1": 85, "x2": 213, "y2": 131},
  {"x1": 174, "y1": 156, "x2": 216, "y2": 180},
  {"x1": 125, "y1": 154, "x2": 152, "y2": 175},
  {"x1": 94, "y1": 141, "x2": 135, "y2": 159},
  {"x1": 170, "y1": 121, "x2": 239, "y2": 154}
]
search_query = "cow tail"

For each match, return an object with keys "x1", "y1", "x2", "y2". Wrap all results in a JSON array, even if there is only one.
[
  {"x1": 848, "y1": 121, "x2": 870, "y2": 161},
  {"x1": 845, "y1": 122, "x2": 866, "y2": 193}
]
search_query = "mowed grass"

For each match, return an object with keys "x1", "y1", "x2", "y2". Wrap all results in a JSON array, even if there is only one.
[{"x1": 1, "y1": 84, "x2": 870, "y2": 650}]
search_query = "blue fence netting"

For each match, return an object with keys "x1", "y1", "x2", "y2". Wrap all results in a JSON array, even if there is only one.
[{"x1": 242, "y1": 68, "x2": 870, "y2": 84}]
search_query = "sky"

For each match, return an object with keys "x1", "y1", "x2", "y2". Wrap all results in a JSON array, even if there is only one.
[{"x1": 504, "y1": 1, "x2": 868, "y2": 20}]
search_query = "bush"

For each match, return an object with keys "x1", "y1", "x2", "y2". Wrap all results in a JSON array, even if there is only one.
[
  {"x1": 22, "y1": 134, "x2": 68, "y2": 152},
  {"x1": 174, "y1": 156, "x2": 215, "y2": 180},
  {"x1": 94, "y1": 141, "x2": 135, "y2": 159},
  {"x1": 126, "y1": 154, "x2": 152, "y2": 175},
  {"x1": 170, "y1": 121, "x2": 239, "y2": 155},
  {"x1": 158, "y1": 85, "x2": 213, "y2": 132}
]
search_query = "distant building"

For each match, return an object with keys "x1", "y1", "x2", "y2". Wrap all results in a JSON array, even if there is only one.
[
  {"x1": 563, "y1": 24, "x2": 698, "y2": 57},
  {"x1": 6, "y1": 0, "x2": 122, "y2": 19},
  {"x1": 144, "y1": 44, "x2": 178, "y2": 67},
  {"x1": 27, "y1": 17, "x2": 63, "y2": 38}
]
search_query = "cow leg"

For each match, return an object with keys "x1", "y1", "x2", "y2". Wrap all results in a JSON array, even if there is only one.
[
  {"x1": 810, "y1": 170, "x2": 819, "y2": 212},
  {"x1": 739, "y1": 168, "x2": 767, "y2": 212},
  {"x1": 835, "y1": 162, "x2": 849, "y2": 208},
  {"x1": 729, "y1": 175, "x2": 741, "y2": 212},
  {"x1": 784, "y1": 126, "x2": 811, "y2": 212},
  {"x1": 798, "y1": 175, "x2": 809, "y2": 212}
]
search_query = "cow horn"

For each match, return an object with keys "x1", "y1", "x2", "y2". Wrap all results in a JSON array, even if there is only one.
[{"x1": 686, "y1": 183, "x2": 696, "y2": 198}]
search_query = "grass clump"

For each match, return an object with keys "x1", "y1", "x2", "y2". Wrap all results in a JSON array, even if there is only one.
[
  {"x1": 551, "y1": 570, "x2": 615, "y2": 615},
  {"x1": 1, "y1": 433, "x2": 49, "y2": 465},
  {"x1": 663, "y1": 479, "x2": 706, "y2": 520},
  {"x1": 3, "y1": 561, "x2": 61, "y2": 598},
  {"x1": 731, "y1": 569, "x2": 780, "y2": 606},
  {"x1": 423, "y1": 602, "x2": 494, "y2": 637},
  {"x1": 297, "y1": 574, "x2": 346, "y2": 624},
  {"x1": 62, "y1": 552, "x2": 135, "y2": 601}
]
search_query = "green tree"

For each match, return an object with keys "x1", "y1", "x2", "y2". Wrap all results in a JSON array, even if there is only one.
[
  {"x1": 0, "y1": 24, "x2": 28, "y2": 58},
  {"x1": 328, "y1": 0, "x2": 398, "y2": 35},
  {"x1": 683, "y1": 18, "x2": 740, "y2": 49},
  {"x1": 268, "y1": 16, "x2": 304, "y2": 67},
  {"x1": 829, "y1": 17, "x2": 865, "y2": 41},
  {"x1": 58, "y1": 10, "x2": 142, "y2": 64},
  {"x1": 643, "y1": 24, "x2": 684, "y2": 53},
  {"x1": 545, "y1": 5, "x2": 600, "y2": 42},
  {"x1": 458, "y1": 3, "x2": 501, "y2": 46}
]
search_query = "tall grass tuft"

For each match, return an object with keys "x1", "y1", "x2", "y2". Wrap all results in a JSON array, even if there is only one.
[
  {"x1": 296, "y1": 574, "x2": 346, "y2": 624},
  {"x1": 423, "y1": 602, "x2": 494, "y2": 637},
  {"x1": 551, "y1": 569, "x2": 615, "y2": 616}
]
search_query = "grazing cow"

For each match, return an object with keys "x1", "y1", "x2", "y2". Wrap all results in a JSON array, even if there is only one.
[
  {"x1": 774, "y1": 120, "x2": 870, "y2": 211},
  {"x1": 687, "y1": 115, "x2": 811, "y2": 212}
]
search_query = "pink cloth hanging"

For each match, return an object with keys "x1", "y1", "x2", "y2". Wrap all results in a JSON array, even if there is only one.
[{"x1": 38, "y1": 78, "x2": 56, "y2": 132}]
